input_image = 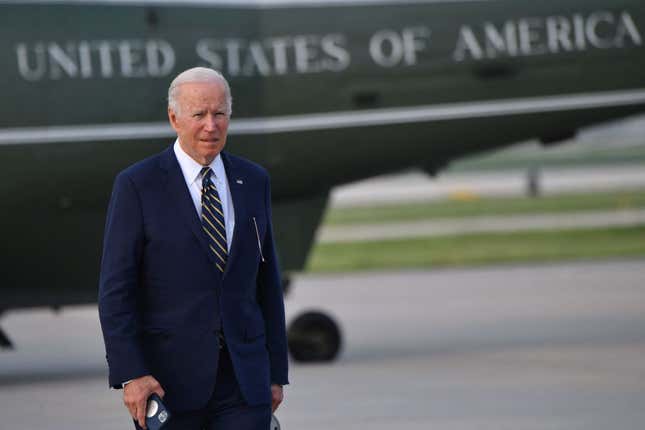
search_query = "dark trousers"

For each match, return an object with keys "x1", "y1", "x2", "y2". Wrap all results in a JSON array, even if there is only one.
[{"x1": 134, "y1": 343, "x2": 271, "y2": 430}]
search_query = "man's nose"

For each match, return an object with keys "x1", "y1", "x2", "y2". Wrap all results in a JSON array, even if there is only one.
[{"x1": 204, "y1": 114, "x2": 217, "y2": 131}]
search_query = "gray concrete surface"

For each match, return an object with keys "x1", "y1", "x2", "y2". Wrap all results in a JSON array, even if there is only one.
[
  {"x1": 1, "y1": 259, "x2": 645, "y2": 429},
  {"x1": 330, "y1": 165, "x2": 645, "y2": 207}
]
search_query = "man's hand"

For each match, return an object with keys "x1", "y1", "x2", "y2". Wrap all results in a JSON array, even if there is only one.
[
  {"x1": 123, "y1": 375, "x2": 165, "y2": 429},
  {"x1": 271, "y1": 384, "x2": 283, "y2": 413}
]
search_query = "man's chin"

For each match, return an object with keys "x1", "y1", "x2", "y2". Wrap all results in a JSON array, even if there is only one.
[{"x1": 199, "y1": 146, "x2": 225, "y2": 163}]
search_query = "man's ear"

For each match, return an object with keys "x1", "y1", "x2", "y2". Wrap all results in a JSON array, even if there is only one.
[{"x1": 168, "y1": 107, "x2": 179, "y2": 132}]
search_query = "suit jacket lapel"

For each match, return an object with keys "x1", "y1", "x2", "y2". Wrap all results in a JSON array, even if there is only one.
[
  {"x1": 160, "y1": 146, "x2": 222, "y2": 270},
  {"x1": 221, "y1": 152, "x2": 246, "y2": 280}
]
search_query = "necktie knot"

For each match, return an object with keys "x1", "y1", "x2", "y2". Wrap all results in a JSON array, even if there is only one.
[{"x1": 200, "y1": 167, "x2": 212, "y2": 186}]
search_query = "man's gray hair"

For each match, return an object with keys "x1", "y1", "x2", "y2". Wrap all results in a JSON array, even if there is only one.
[{"x1": 168, "y1": 67, "x2": 233, "y2": 116}]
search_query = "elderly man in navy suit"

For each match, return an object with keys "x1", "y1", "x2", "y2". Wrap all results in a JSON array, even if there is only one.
[{"x1": 98, "y1": 67, "x2": 288, "y2": 430}]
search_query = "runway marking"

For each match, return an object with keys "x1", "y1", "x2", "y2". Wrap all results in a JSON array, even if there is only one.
[{"x1": 1, "y1": 88, "x2": 645, "y2": 145}]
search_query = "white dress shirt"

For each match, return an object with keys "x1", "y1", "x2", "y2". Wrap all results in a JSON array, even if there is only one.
[{"x1": 173, "y1": 140, "x2": 235, "y2": 252}]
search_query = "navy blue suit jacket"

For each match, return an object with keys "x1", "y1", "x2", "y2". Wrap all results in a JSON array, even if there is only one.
[{"x1": 98, "y1": 146, "x2": 289, "y2": 412}]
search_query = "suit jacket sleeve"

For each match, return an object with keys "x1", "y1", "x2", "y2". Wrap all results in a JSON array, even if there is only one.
[
  {"x1": 98, "y1": 171, "x2": 149, "y2": 388},
  {"x1": 257, "y1": 173, "x2": 289, "y2": 385}
]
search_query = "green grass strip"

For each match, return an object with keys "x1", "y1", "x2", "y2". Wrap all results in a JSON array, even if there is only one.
[
  {"x1": 306, "y1": 225, "x2": 645, "y2": 273},
  {"x1": 324, "y1": 190, "x2": 645, "y2": 225}
]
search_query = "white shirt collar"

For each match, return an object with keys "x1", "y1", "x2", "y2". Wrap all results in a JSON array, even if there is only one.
[{"x1": 173, "y1": 139, "x2": 227, "y2": 186}]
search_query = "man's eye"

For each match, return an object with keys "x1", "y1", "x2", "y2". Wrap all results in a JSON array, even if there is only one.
[{"x1": 193, "y1": 112, "x2": 204, "y2": 118}]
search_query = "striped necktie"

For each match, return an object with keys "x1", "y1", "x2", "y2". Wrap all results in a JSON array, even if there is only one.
[{"x1": 200, "y1": 167, "x2": 227, "y2": 273}]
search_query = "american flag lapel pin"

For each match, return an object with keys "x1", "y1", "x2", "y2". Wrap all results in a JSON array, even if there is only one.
[{"x1": 236, "y1": 179, "x2": 244, "y2": 184}]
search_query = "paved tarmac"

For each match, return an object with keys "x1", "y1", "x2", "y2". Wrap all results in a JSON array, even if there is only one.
[
  {"x1": 330, "y1": 164, "x2": 645, "y2": 207},
  {"x1": 1, "y1": 259, "x2": 644, "y2": 430}
]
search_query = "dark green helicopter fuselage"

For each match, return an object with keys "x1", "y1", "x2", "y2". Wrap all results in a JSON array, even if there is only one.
[{"x1": 0, "y1": 0, "x2": 644, "y2": 309}]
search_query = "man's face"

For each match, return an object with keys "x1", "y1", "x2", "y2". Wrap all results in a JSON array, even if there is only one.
[{"x1": 168, "y1": 81, "x2": 229, "y2": 166}]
